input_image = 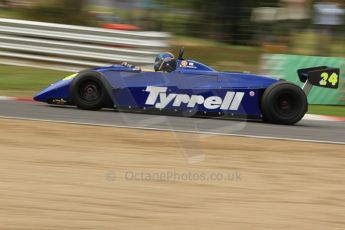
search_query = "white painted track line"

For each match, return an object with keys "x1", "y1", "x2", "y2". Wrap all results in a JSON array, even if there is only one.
[{"x1": 0, "y1": 115, "x2": 344, "y2": 145}]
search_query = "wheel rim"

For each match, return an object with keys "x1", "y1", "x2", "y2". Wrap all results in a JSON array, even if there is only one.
[
  {"x1": 274, "y1": 92, "x2": 298, "y2": 117},
  {"x1": 79, "y1": 81, "x2": 101, "y2": 102}
]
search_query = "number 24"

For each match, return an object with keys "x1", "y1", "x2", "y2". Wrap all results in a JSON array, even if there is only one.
[{"x1": 320, "y1": 72, "x2": 338, "y2": 86}]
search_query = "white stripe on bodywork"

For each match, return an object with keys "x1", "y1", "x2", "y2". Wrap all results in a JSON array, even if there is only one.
[
  {"x1": 229, "y1": 92, "x2": 245, "y2": 110},
  {"x1": 220, "y1": 92, "x2": 235, "y2": 110}
]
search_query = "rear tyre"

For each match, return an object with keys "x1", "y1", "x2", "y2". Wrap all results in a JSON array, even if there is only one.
[
  {"x1": 70, "y1": 73, "x2": 110, "y2": 110},
  {"x1": 261, "y1": 82, "x2": 308, "y2": 125}
]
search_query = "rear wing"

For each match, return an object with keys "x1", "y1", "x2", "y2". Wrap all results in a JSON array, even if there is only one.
[{"x1": 297, "y1": 66, "x2": 340, "y2": 96}]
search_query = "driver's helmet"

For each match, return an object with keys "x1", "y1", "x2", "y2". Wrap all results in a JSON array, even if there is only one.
[{"x1": 154, "y1": 52, "x2": 176, "y2": 72}]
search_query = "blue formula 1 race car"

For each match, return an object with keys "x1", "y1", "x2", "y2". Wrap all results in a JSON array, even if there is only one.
[{"x1": 34, "y1": 48, "x2": 340, "y2": 125}]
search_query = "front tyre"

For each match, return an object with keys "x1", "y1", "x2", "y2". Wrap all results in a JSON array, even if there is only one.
[
  {"x1": 70, "y1": 73, "x2": 110, "y2": 110},
  {"x1": 261, "y1": 82, "x2": 308, "y2": 125}
]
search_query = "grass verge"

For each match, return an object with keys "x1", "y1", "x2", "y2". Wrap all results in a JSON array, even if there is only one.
[
  {"x1": 170, "y1": 36, "x2": 261, "y2": 72},
  {"x1": 0, "y1": 64, "x2": 71, "y2": 97},
  {"x1": 308, "y1": 105, "x2": 345, "y2": 117}
]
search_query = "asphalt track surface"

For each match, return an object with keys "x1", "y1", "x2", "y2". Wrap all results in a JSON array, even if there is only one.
[{"x1": 0, "y1": 100, "x2": 344, "y2": 144}]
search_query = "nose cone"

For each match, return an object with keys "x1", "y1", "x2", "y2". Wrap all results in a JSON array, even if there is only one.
[
  {"x1": 33, "y1": 84, "x2": 55, "y2": 102},
  {"x1": 33, "y1": 79, "x2": 71, "y2": 102},
  {"x1": 34, "y1": 84, "x2": 56, "y2": 102},
  {"x1": 33, "y1": 93, "x2": 45, "y2": 102}
]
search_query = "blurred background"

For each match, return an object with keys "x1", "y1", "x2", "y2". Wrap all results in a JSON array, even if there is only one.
[{"x1": 0, "y1": 0, "x2": 344, "y2": 111}]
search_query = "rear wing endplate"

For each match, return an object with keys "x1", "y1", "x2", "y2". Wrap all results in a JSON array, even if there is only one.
[{"x1": 297, "y1": 66, "x2": 340, "y2": 96}]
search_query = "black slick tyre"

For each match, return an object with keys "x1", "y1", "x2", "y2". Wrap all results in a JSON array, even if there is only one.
[
  {"x1": 261, "y1": 81, "x2": 308, "y2": 125},
  {"x1": 70, "y1": 72, "x2": 110, "y2": 110}
]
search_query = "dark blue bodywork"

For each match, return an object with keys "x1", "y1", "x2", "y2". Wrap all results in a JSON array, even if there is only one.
[{"x1": 34, "y1": 60, "x2": 280, "y2": 119}]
